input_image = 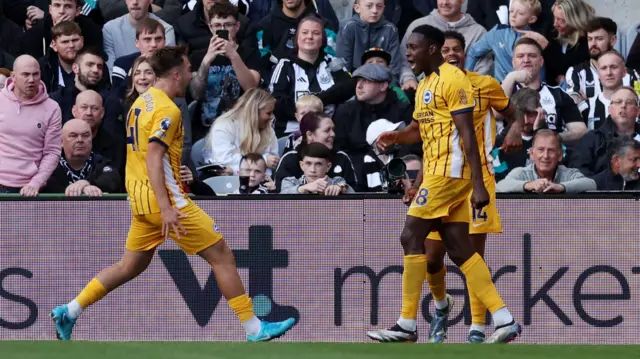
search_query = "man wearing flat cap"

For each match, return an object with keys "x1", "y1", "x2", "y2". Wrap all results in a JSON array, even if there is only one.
[{"x1": 333, "y1": 63, "x2": 420, "y2": 191}]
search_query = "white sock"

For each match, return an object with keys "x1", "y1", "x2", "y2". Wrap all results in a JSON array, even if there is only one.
[
  {"x1": 242, "y1": 316, "x2": 262, "y2": 336},
  {"x1": 470, "y1": 324, "x2": 485, "y2": 333},
  {"x1": 434, "y1": 298, "x2": 449, "y2": 310},
  {"x1": 492, "y1": 307, "x2": 513, "y2": 327},
  {"x1": 396, "y1": 316, "x2": 416, "y2": 332},
  {"x1": 66, "y1": 300, "x2": 83, "y2": 319}
]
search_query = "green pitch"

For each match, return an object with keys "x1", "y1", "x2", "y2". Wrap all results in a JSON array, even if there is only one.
[{"x1": 2, "y1": 342, "x2": 639, "y2": 359}]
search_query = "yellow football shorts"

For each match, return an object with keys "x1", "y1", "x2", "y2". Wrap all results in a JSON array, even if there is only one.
[
  {"x1": 427, "y1": 174, "x2": 502, "y2": 240},
  {"x1": 125, "y1": 202, "x2": 224, "y2": 255},
  {"x1": 407, "y1": 174, "x2": 472, "y2": 223}
]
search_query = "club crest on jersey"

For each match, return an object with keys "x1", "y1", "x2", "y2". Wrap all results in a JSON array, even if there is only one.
[
  {"x1": 160, "y1": 118, "x2": 171, "y2": 131},
  {"x1": 423, "y1": 90, "x2": 433, "y2": 104},
  {"x1": 458, "y1": 89, "x2": 468, "y2": 105}
]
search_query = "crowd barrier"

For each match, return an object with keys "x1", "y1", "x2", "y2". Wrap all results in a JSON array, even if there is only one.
[{"x1": 1, "y1": 194, "x2": 639, "y2": 344}]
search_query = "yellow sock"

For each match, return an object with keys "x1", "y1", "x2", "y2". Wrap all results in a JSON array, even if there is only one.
[
  {"x1": 228, "y1": 294, "x2": 255, "y2": 322},
  {"x1": 75, "y1": 278, "x2": 108, "y2": 309},
  {"x1": 400, "y1": 254, "x2": 427, "y2": 320},
  {"x1": 425, "y1": 265, "x2": 446, "y2": 301},
  {"x1": 460, "y1": 253, "x2": 505, "y2": 313},
  {"x1": 468, "y1": 283, "x2": 487, "y2": 325}
]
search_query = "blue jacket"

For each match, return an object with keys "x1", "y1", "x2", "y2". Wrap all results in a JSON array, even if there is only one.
[{"x1": 465, "y1": 24, "x2": 526, "y2": 83}]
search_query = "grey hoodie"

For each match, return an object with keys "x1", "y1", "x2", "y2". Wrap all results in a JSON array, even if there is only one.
[
  {"x1": 496, "y1": 164, "x2": 597, "y2": 193},
  {"x1": 400, "y1": 10, "x2": 493, "y2": 82},
  {"x1": 337, "y1": 14, "x2": 406, "y2": 82}
]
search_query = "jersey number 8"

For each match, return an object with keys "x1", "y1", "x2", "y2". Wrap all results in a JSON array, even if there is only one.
[{"x1": 414, "y1": 188, "x2": 429, "y2": 206}]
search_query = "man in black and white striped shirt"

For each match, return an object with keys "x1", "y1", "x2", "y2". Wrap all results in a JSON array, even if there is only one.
[
  {"x1": 566, "y1": 17, "x2": 638, "y2": 102},
  {"x1": 582, "y1": 51, "x2": 629, "y2": 130}
]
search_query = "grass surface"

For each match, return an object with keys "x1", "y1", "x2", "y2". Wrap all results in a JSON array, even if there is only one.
[{"x1": 2, "y1": 342, "x2": 640, "y2": 359}]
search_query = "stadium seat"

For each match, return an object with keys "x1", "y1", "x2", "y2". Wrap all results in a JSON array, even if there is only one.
[
  {"x1": 191, "y1": 139, "x2": 206, "y2": 168},
  {"x1": 203, "y1": 176, "x2": 240, "y2": 194},
  {"x1": 277, "y1": 136, "x2": 289, "y2": 156}
]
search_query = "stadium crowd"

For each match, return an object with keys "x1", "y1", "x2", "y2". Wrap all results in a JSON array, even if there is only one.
[{"x1": 0, "y1": 0, "x2": 639, "y2": 197}]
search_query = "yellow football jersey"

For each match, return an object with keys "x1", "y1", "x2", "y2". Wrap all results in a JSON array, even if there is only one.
[
  {"x1": 413, "y1": 62, "x2": 475, "y2": 179},
  {"x1": 466, "y1": 71, "x2": 510, "y2": 178},
  {"x1": 125, "y1": 87, "x2": 190, "y2": 215}
]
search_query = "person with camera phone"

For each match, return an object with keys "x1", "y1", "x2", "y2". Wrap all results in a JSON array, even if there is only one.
[
  {"x1": 363, "y1": 119, "x2": 414, "y2": 193},
  {"x1": 234, "y1": 154, "x2": 276, "y2": 194},
  {"x1": 190, "y1": 2, "x2": 263, "y2": 133}
]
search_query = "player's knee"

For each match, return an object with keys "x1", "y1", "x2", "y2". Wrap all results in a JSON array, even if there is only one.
[
  {"x1": 425, "y1": 253, "x2": 444, "y2": 273},
  {"x1": 399, "y1": 227, "x2": 423, "y2": 254},
  {"x1": 116, "y1": 259, "x2": 148, "y2": 279}
]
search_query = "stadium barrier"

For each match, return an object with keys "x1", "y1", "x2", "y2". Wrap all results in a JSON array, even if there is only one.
[{"x1": 1, "y1": 194, "x2": 639, "y2": 344}]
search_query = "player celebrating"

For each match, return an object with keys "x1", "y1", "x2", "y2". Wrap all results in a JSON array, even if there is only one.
[
  {"x1": 409, "y1": 30, "x2": 523, "y2": 344},
  {"x1": 50, "y1": 46, "x2": 295, "y2": 342},
  {"x1": 366, "y1": 25, "x2": 522, "y2": 344}
]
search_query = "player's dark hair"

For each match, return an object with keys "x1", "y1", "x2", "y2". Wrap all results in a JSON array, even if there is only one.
[
  {"x1": 300, "y1": 111, "x2": 332, "y2": 146},
  {"x1": 585, "y1": 17, "x2": 617, "y2": 36},
  {"x1": 514, "y1": 37, "x2": 543, "y2": 55},
  {"x1": 51, "y1": 20, "x2": 82, "y2": 41},
  {"x1": 239, "y1": 153, "x2": 267, "y2": 169},
  {"x1": 208, "y1": 1, "x2": 240, "y2": 21},
  {"x1": 136, "y1": 18, "x2": 165, "y2": 39},
  {"x1": 147, "y1": 46, "x2": 188, "y2": 78},
  {"x1": 74, "y1": 47, "x2": 103, "y2": 64},
  {"x1": 443, "y1": 30, "x2": 465, "y2": 49},
  {"x1": 610, "y1": 136, "x2": 640, "y2": 161},
  {"x1": 301, "y1": 142, "x2": 332, "y2": 161},
  {"x1": 532, "y1": 129, "x2": 562, "y2": 150},
  {"x1": 412, "y1": 25, "x2": 445, "y2": 48}
]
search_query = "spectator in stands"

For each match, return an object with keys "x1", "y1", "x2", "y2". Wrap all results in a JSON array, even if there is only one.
[
  {"x1": 111, "y1": 19, "x2": 166, "y2": 98},
  {"x1": 256, "y1": 0, "x2": 338, "y2": 69},
  {"x1": 0, "y1": 0, "x2": 24, "y2": 58},
  {"x1": 72, "y1": 90, "x2": 125, "y2": 172},
  {"x1": 233, "y1": 153, "x2": 276, "y2": 194},
  {"x1": 402, "y1": 153, "x2": 422, "y2": 186},
  {"x1": 592, "y1": 136, "x2": 640, "y2": 191},
  {"x1": 176, "y1": 0, "x2": 255, "y2": 68},
  {"x1": 102, "y1": 0, "x2": 175, "y2": 70},
  {"x1": 251, "y1": 0, "x2": 338, "y2": 29},
  {"x1": 401, "y1": 0, "x2": 492, "y2": 80},
  {"x1": 283, "y1": 94, "x2": 324, "y2": 154},
  {"x1": 467, "y1": 0, "x2": 554, "y2": 34},
  {"x1": 570, "y1": 87, "x2": 640, "y2": 177},
  {"x1": 50, "y1": 47, "x2": 110, "y2": 122},
  {"x1": 336, "y1": 0, "x2": 407, "y2": 85},
  {"x1": 543, "y1": 0, "x2": 593, "y2": 86},
  {"x1": 333, "y1": 63, "x2": 415, "y2": 184},
  {"x1": 43, "y1": 119, "x2": 121, "y2": 195},
  {"x1": 496, "y1": 129, "x2": 595, "y2": 193},
  {"x1": 275, "y1": 111, "x2": 356, "y2": 191},
  {"x1": 362, "y1": 118, "x2": 406, "y2": 192},
  {"x1": 0, "y1": 55, "x2": 62, "y2": 196},
  {"x1": 190, "y1": 2, "x2": 262, "y2": 140},
  {"x1": 202, "y1": 88, "x2": 278, "y2": 175},
  {"x1": 268, "y1": 15, "x2": 350, "y2": 137},
  {"x1": 582, "y1": 51, "x2": 629, "y2": 131},
  {"x1": 465, "y1": 0, "x2": 542, "y2": 83},
  {"x1": 100, "y1": 0, "x2": 183, "y2": 24},
  {"x1": 0, "y1": 68, "x2": 10, "y2": 89},
  {"x1": 566, "y1": 17, "x2": 637, "y2": 102},
  {"x1": 280, "y1": 142, "x2": 354, "y2": 194},
  {"x1": 502, "y1": 38, "x2": 586, "y2": 144},
  {"x1": 24, "y1": 0, "x2": 103, "y2": 60}
]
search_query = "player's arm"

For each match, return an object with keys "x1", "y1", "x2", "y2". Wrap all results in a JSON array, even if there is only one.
[
  {"x1": 394, "y1": 120, "x2": 422, "y2": 144},
  {"x1": 147, "y1": 142, "x2": 173, "y2": 211}
]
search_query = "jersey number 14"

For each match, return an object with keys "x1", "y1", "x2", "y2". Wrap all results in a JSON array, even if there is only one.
[{"x1": 126, "y1": 108, "x2": 142, "y2": 151}]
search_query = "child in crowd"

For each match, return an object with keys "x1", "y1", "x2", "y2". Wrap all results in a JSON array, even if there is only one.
[
  {"x1": 280, "y1": 143, "x2": 354, "y2": 195},
  {"x1": 282, "y1": 95, "x2": 324, "y2": 154},
  {"x1": 233, "y1": 153, "x2": 276, "y2": 194},
  {"x1": 465, "y1": 0, "x2": 543, "y2": 82},
  {"x1": 336, "y1": 0, "x2": 405, "y2": 82}
]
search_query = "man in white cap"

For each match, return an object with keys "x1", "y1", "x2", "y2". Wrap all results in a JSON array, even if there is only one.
[{"x1": 363, "y1": 118, "x2": 408, "y2": 192}]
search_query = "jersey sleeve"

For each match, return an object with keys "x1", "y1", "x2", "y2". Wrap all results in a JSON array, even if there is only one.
[
  {"x1": 445, "y1": 69, "x2": 475, "y2": 115},
  {"x1": 486, "y1": 77, "x2": 510, "y2": 112},
  {"x1": 149, "y1": 105, "x2": 182, "y2": 149}
]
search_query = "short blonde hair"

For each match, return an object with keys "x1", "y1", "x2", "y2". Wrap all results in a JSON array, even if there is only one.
[
  {"x1": 514, "y1": 0, "x2": 542, "y2": 17},
  {"x1": 296, "y1": 95, "x2": 323, "y2": 113}
]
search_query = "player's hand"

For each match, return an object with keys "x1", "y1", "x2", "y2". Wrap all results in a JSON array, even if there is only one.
[
  {"x1": 543, "y1": 183, "x2": 566, "y2": 194},
  {"x1": 515, "y1": 29, "x2": 549, "y2": 49},
  {"x1": 265, "y1": 154, "x2": 280, "y2": 169},
  {"x1": 500, "y1": 121, "x2": 523, "y2": 153},
  {"x1": 180, "y1": 165, "x2": 194, "y2": 185},
  {"x1": 376, "y1": 131, "x2": 399, "y2": 152},
  {"x1": 26, "y1": 6, "x2": 44, "y2": 21},
  {"x1": 324, "y1": 184, "x2": 342, "y2": 196},
  {"x1": 65, "y1": 180, "x2": 90, "y2": 197},
  {"x1": 401, "y1": 79, "x2": 418, "y2": 91},
  {"x1": 20, "y1": 184, "x2": 39, "y2": 197},
  {"x1": 161, "y1": 207, "x2": 188, "y2": 240},
  {"x1": 402, "y1": 186, "x2": 418, "y2": 206},
  {"x1": 82, "y1": 185, "x2": 103, "y2": 197},
  {"x1": 470, "y1": 182, "x2": 490, "y2": 209},
  {"x1": 524, "y1": 178, "x2": 550, "y2": 192}
]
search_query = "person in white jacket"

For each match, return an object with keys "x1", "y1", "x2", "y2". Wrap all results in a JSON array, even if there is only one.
[{"x1": 203, "y1": 88, "x2": 279, "y2": 175}]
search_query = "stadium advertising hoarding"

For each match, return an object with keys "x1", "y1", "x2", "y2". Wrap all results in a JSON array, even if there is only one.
[{"x1": 1, "y1": 198, "x2": 639, "y2": 344}]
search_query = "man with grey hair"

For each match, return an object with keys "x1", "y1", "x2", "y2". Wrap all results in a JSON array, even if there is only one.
[
  {"x1": 496, "y1": 129, "x2": 596, "y2": 193},
  {"x1": 592, "y1": 136, "x2": 640, "y2": 191}
]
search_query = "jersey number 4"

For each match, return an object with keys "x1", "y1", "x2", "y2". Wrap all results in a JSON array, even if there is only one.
[{"x1": 126, "y1": 108, "x2": 142, "y2": 151}]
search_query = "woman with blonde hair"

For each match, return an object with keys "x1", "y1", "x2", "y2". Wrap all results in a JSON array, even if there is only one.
[
  {"x1": 203, "y1": 88, "x2": 279, "y2": 175},
  {"x1": 544, "y1": 0, "x2": 594, "y2": 85}
]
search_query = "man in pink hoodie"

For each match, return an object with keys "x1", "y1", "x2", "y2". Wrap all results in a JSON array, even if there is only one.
[{"x1": 0, "y1": 55, "x2": 62, "y2": 196}]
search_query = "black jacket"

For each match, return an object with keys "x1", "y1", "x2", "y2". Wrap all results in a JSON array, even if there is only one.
[
  {"x1": 39, "y1": 52, "x2": 110, "y2": 94},
  {"x1": 592, "y1": 168, "x2": 640, "y2": 191},
  {"x1": 0, "y1": 49, "x2": 14, "y2": 69},
  {"x1": 92, "y1": 127, "x2": 126, "y2": 175},
  {"x1": 1, "y1": 0, "x2": 26, "y2": 28},
  {"x1": 43, "y1": 153, "x2": 122, "y2": 193},
  {"x1": 24, "y1": 14, "x2": 103, "y2": 59},
  {"x1": 569, "y1": 118, "x2": 640, "y2": 177},
  {"x1": 274, "y1": 147, "x2": 357, "y2": 192},
  {"x1": 50, "y1": 84, "x2": 112, "y2": 123},
  {"x1": 0, "y1": 0, "x2": 24, "y2": 58},
  {"x1": 543, "y1": 32, "x2": 589, "y2": 86},
  {"x1": 467, "y1": 0, "x2": 554, "y2": 34}
]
